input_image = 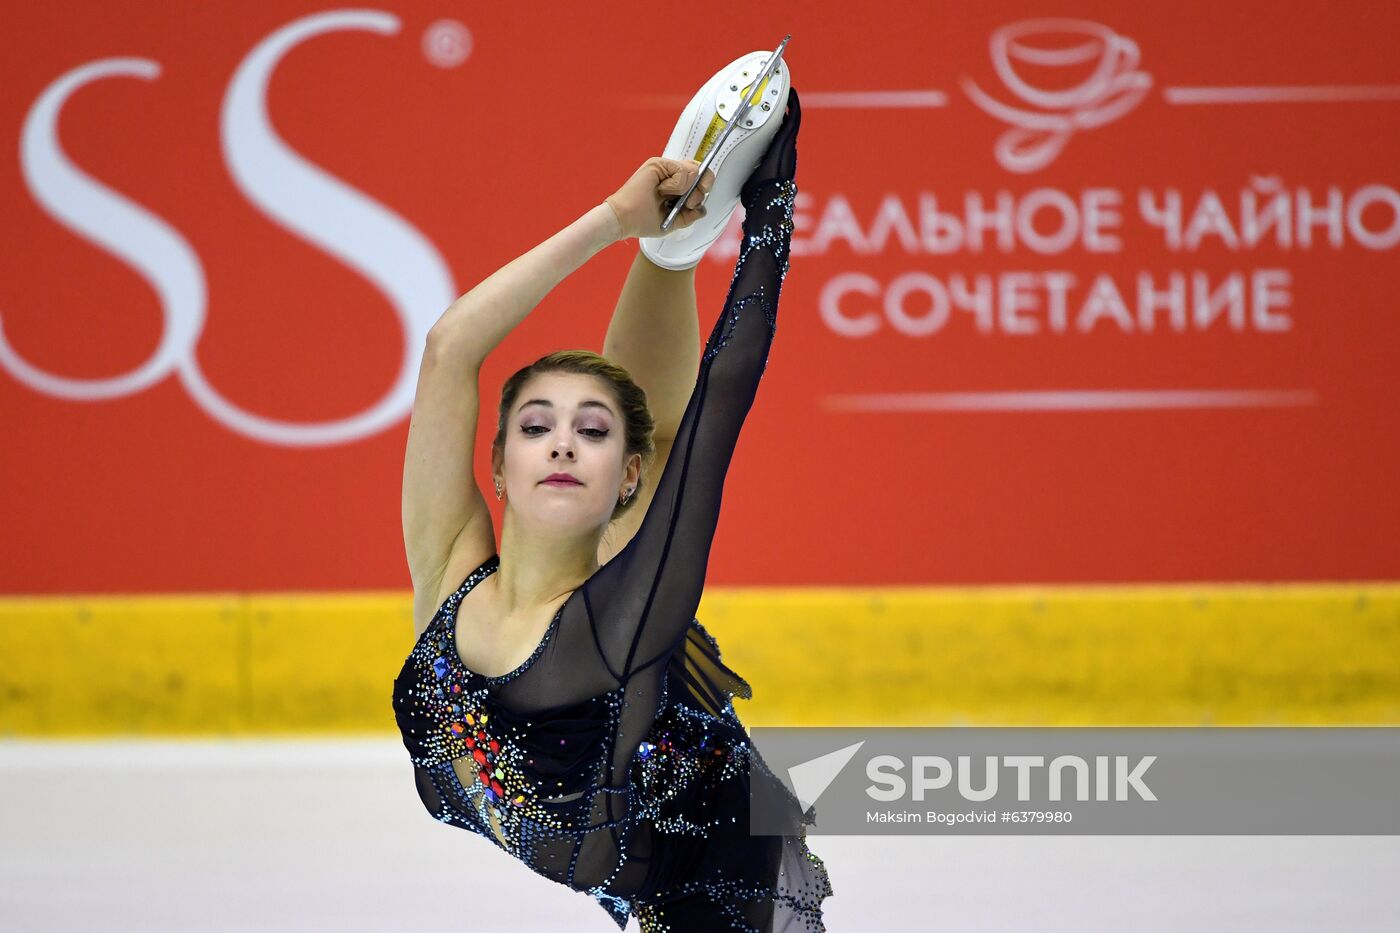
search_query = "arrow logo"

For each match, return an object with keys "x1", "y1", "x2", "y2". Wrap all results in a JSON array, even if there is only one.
[{"x1": 787, "y1": 741, "x2": 866, "y2": 812}]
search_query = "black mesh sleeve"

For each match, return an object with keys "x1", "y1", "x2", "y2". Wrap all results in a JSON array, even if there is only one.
[{"x1": 585, "y1": 96, "x2": 801, "y2": 689}]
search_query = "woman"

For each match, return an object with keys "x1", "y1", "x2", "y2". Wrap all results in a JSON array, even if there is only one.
[{"x1": 393, "y1": 88, "x2": 829, "y2": 930}]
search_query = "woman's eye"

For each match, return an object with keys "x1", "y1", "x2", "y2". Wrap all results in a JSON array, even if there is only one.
[{"x1": 520, "y1": 425, "x2": 608, "y2": 438}]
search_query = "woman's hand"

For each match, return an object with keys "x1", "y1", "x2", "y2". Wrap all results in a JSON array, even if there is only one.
[{"x1": 605, "y1": 157, "x2": 716, "y2": 241}]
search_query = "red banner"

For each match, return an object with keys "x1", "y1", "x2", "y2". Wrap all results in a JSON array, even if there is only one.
[{"x1": 3, "y1": 1, "x2": 1397, "y2": 591}]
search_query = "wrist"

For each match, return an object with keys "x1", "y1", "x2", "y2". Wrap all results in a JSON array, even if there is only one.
[{"x1": 600, "y1": 198, "x2": 628, "y2": 244}]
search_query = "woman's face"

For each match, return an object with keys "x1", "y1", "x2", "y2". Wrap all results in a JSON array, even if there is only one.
[{"x1": 497, "y1": 371, "x2": 634, "y2": 531}]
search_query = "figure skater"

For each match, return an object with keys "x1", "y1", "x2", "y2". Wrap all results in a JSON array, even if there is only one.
[{"x1": 393, "y1": 75, "x2": 829, "y2": 931}]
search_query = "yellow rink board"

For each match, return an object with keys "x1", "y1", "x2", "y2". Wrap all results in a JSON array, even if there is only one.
[{"x1": 2, "y1": 583, "x2": 1398, "y2": 735}]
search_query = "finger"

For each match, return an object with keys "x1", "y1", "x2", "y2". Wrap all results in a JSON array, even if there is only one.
[
  {"x1": 690, "y1": 160, "x2": 715, "y2": 194},
  {"x1": 658, "y1": 157, "x2": 695, "y2": 185},
  {"x1": 663, "y1": 170, "x2": 704, "y2": 199},
  {"x1": 661, "y1": 167, "x2": 697, "y2": 193},
  {"x1": 689, "y1": 161, "x2": 717, "y2": 196}
]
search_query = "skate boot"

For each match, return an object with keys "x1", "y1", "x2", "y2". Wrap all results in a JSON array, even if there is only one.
[{"x1": 639, "y1": 49, "x2": 793, "y2": 270}]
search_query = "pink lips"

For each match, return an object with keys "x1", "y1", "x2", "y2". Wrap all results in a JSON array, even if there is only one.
[{"x1": 542, "y1": 473, "x2": 582, "y2": 486}]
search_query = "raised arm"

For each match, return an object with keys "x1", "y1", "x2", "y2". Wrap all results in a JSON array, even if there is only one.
[
  {"x1": 580, "y1": 89, "x2": 802, "y2": 684},
  {"x1": 402, "y1": 201, "x2": 621, "y2": 602}
]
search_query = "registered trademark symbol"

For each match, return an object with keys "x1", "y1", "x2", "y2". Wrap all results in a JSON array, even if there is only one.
[{"x1": 421, "y1": 19, "x2": 471, "y2": 68}]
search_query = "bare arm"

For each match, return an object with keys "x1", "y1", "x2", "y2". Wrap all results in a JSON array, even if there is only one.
[
  {"x1": 600, "y1": 160, "x2": 714, "y2": 443},
  {"x1": 601, "y1": 253, "x2": 700, "y2": 443},
  {"x1": 429, "y1": 202, "x2": 623, "y2": 367},
  {"x1": 402, "y1": 201, "x2": 622, "y2": 596},
  {"x1": 596, "y1": 254, "x2": 698, "y2": 561},
  {"x1": 596, "y1": 162, "x2": 715, "y2": 560}
]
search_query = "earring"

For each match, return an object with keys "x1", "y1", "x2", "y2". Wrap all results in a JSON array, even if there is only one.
[
  {"x1": 619, "y1": 487, "x2": 635, "y2": 505},
  {"x1": 495, "y1": 482, "x2": 503, "y2": 500}
]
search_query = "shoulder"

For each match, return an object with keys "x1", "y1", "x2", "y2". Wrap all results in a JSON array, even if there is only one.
[{"x1": 413, "y1": 520, "x2": 497, "y2": 636}]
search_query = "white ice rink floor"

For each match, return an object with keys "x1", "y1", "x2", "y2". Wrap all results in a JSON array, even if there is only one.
[{"x1": 2, "y1": 739, "x2": 1397, "y2": 931}]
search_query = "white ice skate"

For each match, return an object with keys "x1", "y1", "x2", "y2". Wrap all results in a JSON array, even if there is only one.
[{"x1": 639, "y1": 36, "x2": 792, "y2": 271}]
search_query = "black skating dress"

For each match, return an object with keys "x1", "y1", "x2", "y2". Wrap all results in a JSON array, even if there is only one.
[{"x1": 392, "y1": 92, "x2": 830, "y2": 932}]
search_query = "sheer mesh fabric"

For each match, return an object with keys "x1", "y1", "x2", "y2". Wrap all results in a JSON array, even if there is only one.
[
  {"x1": 477, "y1": 174, "x2": 796, "y2": 897},
  {"x1": 393, "y1": 89, "x2": 827, "y2": 930}
]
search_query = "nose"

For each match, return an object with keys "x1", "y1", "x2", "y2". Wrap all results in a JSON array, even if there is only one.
[{"x1": 551, "y1": 443, "x2": 575, "y2": 460}]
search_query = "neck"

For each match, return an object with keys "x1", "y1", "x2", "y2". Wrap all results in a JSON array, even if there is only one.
[{"x1": 495, "y1": 511, "x2": 602, "y2": 614}]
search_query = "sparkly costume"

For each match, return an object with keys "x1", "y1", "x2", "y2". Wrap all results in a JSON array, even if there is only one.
[{"x1": 393, "y1": 94, "x2": 828, "y2": 933}]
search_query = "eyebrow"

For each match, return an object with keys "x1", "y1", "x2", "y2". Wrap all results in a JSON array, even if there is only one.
[{"x1": 518, "y1": 398, "x2": 617, "y2": 417}]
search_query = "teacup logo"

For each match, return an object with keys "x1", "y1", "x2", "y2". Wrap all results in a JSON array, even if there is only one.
[{"x1": 960, "y1": 18, "x2": 1152, "y2": 173}]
